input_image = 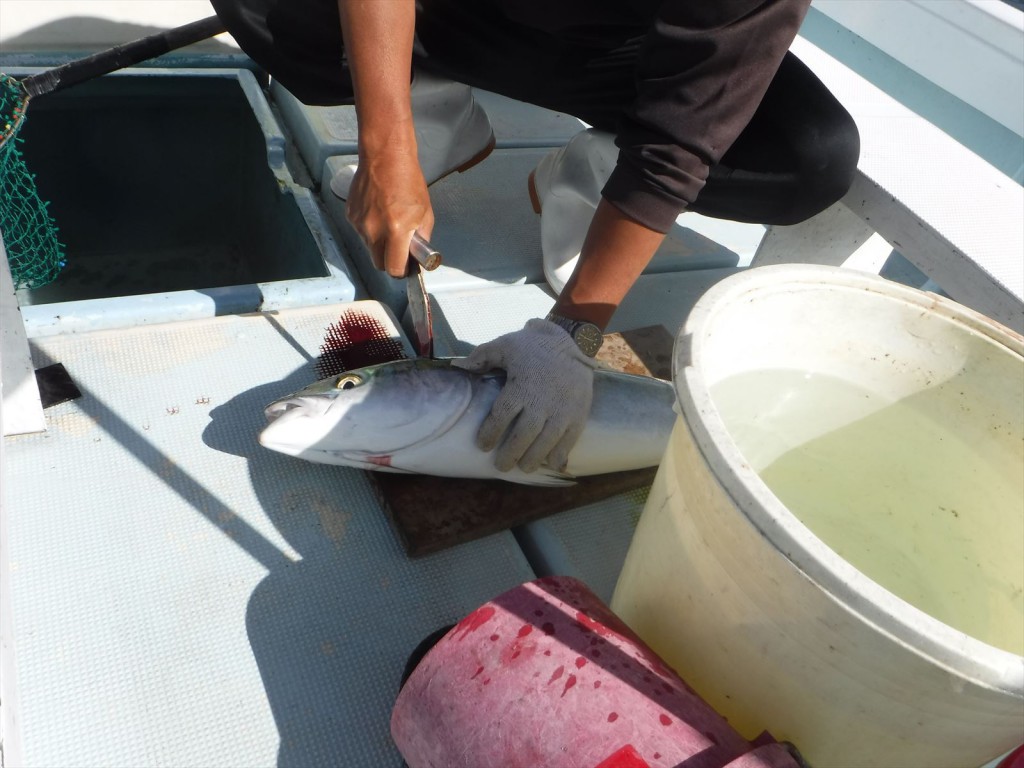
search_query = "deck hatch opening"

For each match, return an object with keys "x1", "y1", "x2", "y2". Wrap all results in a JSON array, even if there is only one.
[{"x1": 12, "y1": 71, "x2": 329, "y2": 306}]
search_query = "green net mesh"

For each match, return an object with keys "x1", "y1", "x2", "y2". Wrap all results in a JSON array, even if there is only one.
[{"x1": 1, "y1": 73, "x2": 66, "y2": 290}]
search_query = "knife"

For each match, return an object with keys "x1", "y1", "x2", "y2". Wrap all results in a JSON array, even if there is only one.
[{"x1": 407, "y1": 232, "x2": 441, "y2": 358}]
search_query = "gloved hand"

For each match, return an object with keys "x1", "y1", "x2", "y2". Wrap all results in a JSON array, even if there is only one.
[{"x1": 452, "y1": 318, "x2": 598, "y2": 474}]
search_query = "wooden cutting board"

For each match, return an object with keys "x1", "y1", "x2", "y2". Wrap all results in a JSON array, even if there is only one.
[{"x1": 373, "y1": 325, "x2": 675, "y2": 557}]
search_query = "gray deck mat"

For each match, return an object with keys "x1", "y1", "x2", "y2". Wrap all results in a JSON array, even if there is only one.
[{"x1": 2, "y1": 304, "x2": 534, "y2": 767}]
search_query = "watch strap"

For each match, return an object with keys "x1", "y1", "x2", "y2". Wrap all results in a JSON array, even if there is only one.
[{"x1": 545, "y1": 312, "x2": 603, "y2": 357}]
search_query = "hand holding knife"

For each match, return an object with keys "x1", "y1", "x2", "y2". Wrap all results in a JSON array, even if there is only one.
[{"x1": 408, "y1": 232, "x2": 442, "y2": 272}]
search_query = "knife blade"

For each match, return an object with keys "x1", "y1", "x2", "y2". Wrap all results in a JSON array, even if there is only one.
[{"x1": 406, "y1": 233, "x2": 441, "y2": 358}]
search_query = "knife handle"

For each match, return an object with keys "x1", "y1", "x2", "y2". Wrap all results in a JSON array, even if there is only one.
[{"x1": 409, "y1": 232, "x2": 442, "y2": 271}]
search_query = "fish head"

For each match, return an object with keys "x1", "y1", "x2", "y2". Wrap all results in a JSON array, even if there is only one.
[{"x1": 259, "y1": 359, "x2": 473, "y2": 466}]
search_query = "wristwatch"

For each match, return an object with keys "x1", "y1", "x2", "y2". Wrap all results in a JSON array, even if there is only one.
[{"x1": 545, "y1": 311, "x2": 604, "y2": 357}]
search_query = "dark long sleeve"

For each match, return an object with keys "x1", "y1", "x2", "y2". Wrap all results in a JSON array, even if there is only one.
[{"x1": 602, "y1": 0, "x2": 812, "y2": 232}]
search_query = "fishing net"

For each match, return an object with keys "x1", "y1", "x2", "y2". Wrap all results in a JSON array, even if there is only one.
[{"x1": 0, "y1": 73, "x2": 65, "y2": 290}]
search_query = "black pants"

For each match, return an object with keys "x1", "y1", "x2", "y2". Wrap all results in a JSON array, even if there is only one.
[{"x1": 212, "y1": 0, "x2": 860, "y2": 225}]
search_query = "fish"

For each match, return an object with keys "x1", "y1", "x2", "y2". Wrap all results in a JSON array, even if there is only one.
[{"x1": 259, "y1": 358, "x2": 677, "y2": 486}]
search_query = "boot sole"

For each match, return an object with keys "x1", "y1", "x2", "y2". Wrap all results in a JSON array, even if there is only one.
[
  {"x1": 527, "y1": 169, "x2": 542, "y2": 215},
  {"x1": 332, "y1": 134, "x2": 496, "y2": 201},
  {"x1": 431, "y1": 133, "x2": 497, "y2": 186}
]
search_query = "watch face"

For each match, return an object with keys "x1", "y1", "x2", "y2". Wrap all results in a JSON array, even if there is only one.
[{"x1": 573, "y1": 323, "x2": 603, "y2": 357}]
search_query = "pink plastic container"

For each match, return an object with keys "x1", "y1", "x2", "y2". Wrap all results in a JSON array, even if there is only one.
[
  {"x1": 391, "y1": 576, "x2": 800, "y2": 768},
  {"x1": 998, "y1": 744, "x2": 1024, "y2": 768}
]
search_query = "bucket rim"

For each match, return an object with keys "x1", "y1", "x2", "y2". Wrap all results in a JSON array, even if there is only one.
[{"x1": 674, "y1": 264, "x2": 1024, "y2": 695}]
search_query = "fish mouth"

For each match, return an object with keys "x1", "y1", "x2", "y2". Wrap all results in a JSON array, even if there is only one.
[
  {"x1": 264, "y1": 399, "x2": 299, "y2": 423},
  {"x1": 263, "y1": 396, "x2": 330, "y2": 423}
]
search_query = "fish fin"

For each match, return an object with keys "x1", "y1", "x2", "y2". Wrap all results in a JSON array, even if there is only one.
[{"x1": 508, "y1": 467, "x2": 578, "y2": 487}]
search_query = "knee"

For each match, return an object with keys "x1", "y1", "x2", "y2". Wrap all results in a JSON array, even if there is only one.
[{"x1": 782, "y1": 115, "x2": 861, "y2": 225}]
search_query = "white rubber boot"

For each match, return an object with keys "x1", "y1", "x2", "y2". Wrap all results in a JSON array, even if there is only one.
[
  {"x1": 329, "y1": 70, "x2": 496, "y2": 200},
  {"x1": 527, "y1": 128, "x2": 618, "y2": 294}
]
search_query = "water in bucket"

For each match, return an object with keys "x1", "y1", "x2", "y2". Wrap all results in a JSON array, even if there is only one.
[{"x1": 712, "y1": 368, "x2": 1023, "y2": 656}]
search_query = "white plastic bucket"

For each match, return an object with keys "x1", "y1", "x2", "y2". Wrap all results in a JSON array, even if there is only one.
[{"x1": 611, "y1": 265, "x2": 1024, "y2": 767}]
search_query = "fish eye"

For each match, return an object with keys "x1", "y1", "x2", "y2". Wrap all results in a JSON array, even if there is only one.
[{"x1": 335, "y1": 374, "x2": 362, "y2": 390}]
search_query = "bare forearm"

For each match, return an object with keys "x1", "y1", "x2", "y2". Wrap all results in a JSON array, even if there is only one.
[
  {"x1": 337, "y1": 0, "x2": 432, "y2": 277},
  {"x1": 553, "y1": 199, "x2": 666, "y2": 329},
  {"x1": 336, "y1": 0, "x2": 417, "y2": 152}
]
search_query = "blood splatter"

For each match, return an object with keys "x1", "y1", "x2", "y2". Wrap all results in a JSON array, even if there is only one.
[
  {"x1": 561, "y1": 674, "x2": 577, "y2": 697},
  {"x1": 454, "y1": 605, "x2": 496, "y2": 640},
  {"x1": 607, "y1": 712, "x2": 619, "y2": 723},
  {"x1": 593, "y1": 745, "x2": 649, "y2": 768},
  {"x1": 575, "y1": 611, "x2": 617, "y2": 639},
  {"x1": 575, "y1": 656, "x2": 588, "y2": 669},
  {"x1": 548, "y1": 665, "x2": 564, "y2": 684},
  {"x1": 316, "y1": 310, "x2": 407, "y2": 378},
  {"x1": 659, "y1": 714, "x2": 672, "y2": 727}
]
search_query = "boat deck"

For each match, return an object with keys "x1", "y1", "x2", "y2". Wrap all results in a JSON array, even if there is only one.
[
  {"x1": 4, "y1": 305, "x2": 541, "y2": 767},
  {"x1": 1, "y1": 4, "x2": 1021, "y2": 766}
]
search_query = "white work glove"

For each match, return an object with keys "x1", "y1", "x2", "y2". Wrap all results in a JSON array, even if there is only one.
[{"x1": 452, "y1": 318, "x2": 598, "y2": 474}]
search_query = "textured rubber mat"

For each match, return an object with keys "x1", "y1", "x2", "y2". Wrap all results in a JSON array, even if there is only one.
[{"x1": 2, "y1": 302, "x2": 533, "y2": 768}]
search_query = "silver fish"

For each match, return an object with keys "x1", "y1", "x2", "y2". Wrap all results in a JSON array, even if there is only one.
[{"x1": 259, "y1": 358, "x2": 676, "y2": 486}]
